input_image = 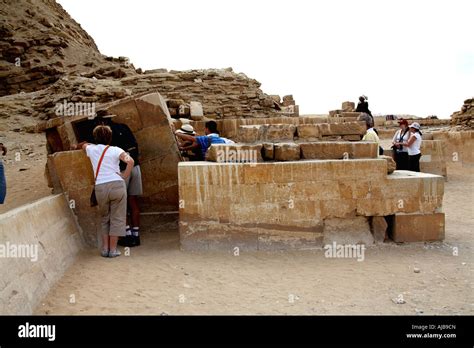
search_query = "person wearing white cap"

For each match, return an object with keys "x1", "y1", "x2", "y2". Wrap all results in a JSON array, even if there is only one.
[{"x1": 396, "y1": 122, "x2": 422, "y2": 172}]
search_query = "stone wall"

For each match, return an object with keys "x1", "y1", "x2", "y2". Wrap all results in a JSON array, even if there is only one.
[
  {"x1": 179, "y1": 160, "x2": 445, "y2": 251},
  {"x1": 45, "y1": 92, "x2": 182, "y2": 245},
  {"x1": 0, "y1": 194, "x2": 84, "y2": 314}
]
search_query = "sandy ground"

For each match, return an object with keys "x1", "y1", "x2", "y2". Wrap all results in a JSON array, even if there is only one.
[
  {"x1": 0, "y1": 131, "x2": 51, "y2": 214},
  {"x1": 32, "y1": 164, "x2": 473, "y2": 315}
]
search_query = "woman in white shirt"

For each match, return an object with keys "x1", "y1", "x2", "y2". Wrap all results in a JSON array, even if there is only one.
[
  {"x1": 80, "y1": 125, "x2": 134, "y2": 258},
  {"x1": 391, "y1": 119, "x2": 410, "y2": 170},
  {"x1": 396, "y1": 122, "x2": 422, "y2": 172}
]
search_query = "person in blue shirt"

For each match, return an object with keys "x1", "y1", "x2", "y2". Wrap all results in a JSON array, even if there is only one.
[{"x1": 175, "y1": 121, "x2": 226, "y2": 160}]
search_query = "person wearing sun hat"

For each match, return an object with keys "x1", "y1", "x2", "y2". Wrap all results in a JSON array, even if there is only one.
[
  {"x1": 175, "y1": 124, "x2": 204, "y2": 161},
  {"x1": 396, "y1": 122, "x2": 422, "y2": 172},
  {"x1": 391, "y1": 118, "x2": 410, "y2": 170}
]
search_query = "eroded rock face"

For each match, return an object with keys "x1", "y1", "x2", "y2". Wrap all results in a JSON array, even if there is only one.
[
  {"x1": 1, "y1": 0, "x2": 298, "y2": 130},
  {"x1": 451, "y1": 97, "x2": 473, "y2": 129}
]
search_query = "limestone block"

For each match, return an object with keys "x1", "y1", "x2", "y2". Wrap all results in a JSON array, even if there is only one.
[
  {"x1": 206, "y1": 144, "x2": 263, "y2": 163},
  {"x1": 258, "y1": 229, "x2": 323, "y2": 251},
  {"x1": 0, "y1": 194, "x2": 83, "y2": 314},
  {"x1": 340, "y1": 112, "x2": 360, "y2": 118},
  {"x1": 319, "y1": 121, "x2": 366, "y2": 136},
  {"x1": 297, "y1": 124, "x2": 321, "y2": 140},
  {"x1": 343, "y1": 135, "x2": 362, "y2": 141},
  {"x1": 237, "y1": 125, "x2": 263, "y2": 143},
  {"x1": 274, "y1": 143, "x2": 300, "y2": 161},
  {"x1": 264, "y1": 124, "x2": 296, "y2": 142},
  {"x1": 107, "y1": 99, "x2": 143, "y2": 132},
  {"x1": 190, "y1": 101, "x2": 204, "y2": 120},
  {"x1": 300, "y1": 142, "x2": 378, "y2": 160},
  {"x1": 135, "y1": 92, "x2": 172, "y2": 128},
  {"x1": 341, "y1": 101, "x2": 355, "y2": 112},
  {"x1": 323, "y1": 217, "x2": 374, "y2": 245},
  {"x1": 392, "y1": 213, "x2": 445, "y2": 242}
]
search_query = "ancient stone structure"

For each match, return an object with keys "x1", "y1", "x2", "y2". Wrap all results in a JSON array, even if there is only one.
[
  {"x1": 179, "y1": 160, "x2": 445, "y2": 251},
  {"x1": 45, "y1": 92, "x2": 181, "y2": 245},
  {"x1": 0, "y1": 194, "x2": 83, "y2": 314},
  {"x1": 1, "y1": 0, "x2": 298, "y2": 126}
]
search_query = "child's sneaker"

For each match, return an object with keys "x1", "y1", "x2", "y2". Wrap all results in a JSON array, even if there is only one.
[
  {"x1": 100, "y1": 249, "x2": 109, "y2": 258},
  {"x1": 108, "y1": 249, "x2": 121, "y2": 258}
]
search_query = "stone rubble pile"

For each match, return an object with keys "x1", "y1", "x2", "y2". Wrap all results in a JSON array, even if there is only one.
[{"x1": 450, "y1": 97, "x2": 473, "y2": 128}]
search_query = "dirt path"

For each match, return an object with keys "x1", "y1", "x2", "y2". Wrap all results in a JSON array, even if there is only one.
[{"x1": 34, "y1": 164, "x2": 473, "y2": 315}]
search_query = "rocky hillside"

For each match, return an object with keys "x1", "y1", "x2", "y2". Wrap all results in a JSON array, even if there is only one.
[
  {"x1": 0, "y1": 0, "x2": 292, "y2": 132},
  {"x1": 0, "y1": 0, "x2": 136, "y2": 96},
  {"x1": 451, "y1": 98, "x2": 473, "y2": 129}
]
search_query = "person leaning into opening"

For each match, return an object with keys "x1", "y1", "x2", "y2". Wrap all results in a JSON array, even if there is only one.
[
  {"x1": 396, "y1": 122, "x2": 422, "y2": 172},
  {"x1": 79, "y1": 125, "x2": 134, "y2": 258},
  {"x1": 391, "y1": 119, "x2": 410, "y2": 170},
  {"x1": 175, "y1": 120, "x2": 226, "y2": 159}
]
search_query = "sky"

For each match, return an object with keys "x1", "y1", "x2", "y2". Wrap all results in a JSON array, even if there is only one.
[{"x1": 58, "y1": 0, "x2": 473, "y2": 118}]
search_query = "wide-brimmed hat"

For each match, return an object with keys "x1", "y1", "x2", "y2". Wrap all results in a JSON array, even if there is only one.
[{"x1": 176, "y1": 124, "x2": 196, "y2": 135}]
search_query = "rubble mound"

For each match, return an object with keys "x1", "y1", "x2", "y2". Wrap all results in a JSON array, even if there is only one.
[
  {"x1": 451, "y1": 98, "x2": 473, "y2": 129},
  {"x1": 1, "y1": 0, "x2": 295, "y2": 131}
]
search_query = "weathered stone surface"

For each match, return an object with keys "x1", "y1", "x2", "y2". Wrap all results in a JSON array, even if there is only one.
[
  {"x1": 274, "y1": 143, "x2": 300, "y2": 161},
  {"x1": 0, "y1": 194, "x2": 83, "y2": 314},
  {"x1": 419, "y1": 140, "x2": 447, "y2": 177},
  {"x1": 323, "y1": 217, "x2": 374, "y2": 245},
  {"x1": 236, "y1": 123, "x2": 296, "y2": 143},
  {"x1": 265, "y1": 124, "x2": 296, "y2": 141},
  {"x1": 392, "y1": 213, "x2": 445, "y2": 242},
  {"x1": 380, "y1": 155, "x2": 396, "y2": 174},
  {"x1": 47, "y1": 150, "x2": 100, "y2": 246},
  {"x1": 300, "y1": 142, "x2": 378, "y2": 160},
  {"x1": 107, "y1": 99, "x2": 143, "y2": 132},
  {"x1": 341, "y1": 102, "x2": 355, "y2": 112},
  {"x1": 297, "y1": 124, "x2": 321, "y2": 140},
  {"x1": 370, "y1": 216, "x2": 388, "y2": 243},
  {"x1": 343, "y1": 135, "x2": 362, "y2": 141},
  {"x1": 190, "y1": 101, "x2": 204, "y2": 120},
  {"x1": 319, "y1": 121, "x2": 366, "y2": 136},
  {"x1": 262, "y1": 143, "x2": 274, "y2": 160},
  {"x1": 206, "y1": 144, "x2": 263, "y2": 163},
  {"x1": 179, "y1": 160, "x2": 444, "y2": 251},
  {"x1": 237, "y1": 125, "x2": 263, "y2": 143}
]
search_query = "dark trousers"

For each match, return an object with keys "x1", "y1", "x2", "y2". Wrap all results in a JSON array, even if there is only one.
[
  {"x1": 394, "y1": 151, "x2": 409, "y2": 170},
  {"x1": 0, "y1": 161, "x2": 6, "y2": 204},
  {"x1": 409, "y1": 153, "x2": 421, "y2": 172}
]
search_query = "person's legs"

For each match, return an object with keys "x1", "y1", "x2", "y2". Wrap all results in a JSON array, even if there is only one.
[
  {"x1": 95, "y1": 183, "x2": 111, "y2": 256},
  {"x1": 0, "y1": 160, "x2": 6, "y2": 204},
  {"x1": 408, "y1": 154, "x2": 421, "y2": 172},
  {"x1": 108, "y1": 181, "x2": 128, "y2": 257},
  {"x1": 413, "y1": 153, "x2": 421, "y2": 172},
  {"x1": 128, "y1": 195, "x2": 140, "y2": 246},
  {"x1": 127, "y1": 166, "x2": 143, "y2": 246},
  {"x1": 400, "y1": 152, "x2": 409, "y2": 170}
]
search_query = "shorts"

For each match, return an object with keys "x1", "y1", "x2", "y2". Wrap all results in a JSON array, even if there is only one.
[{"x1": 124, "y1": 165, "x2": 143, "y2": 196}]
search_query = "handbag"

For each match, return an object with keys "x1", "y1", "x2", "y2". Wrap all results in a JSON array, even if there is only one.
[{"x1": 90, "y1": 145, "x2": 110, "y2": 207}]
